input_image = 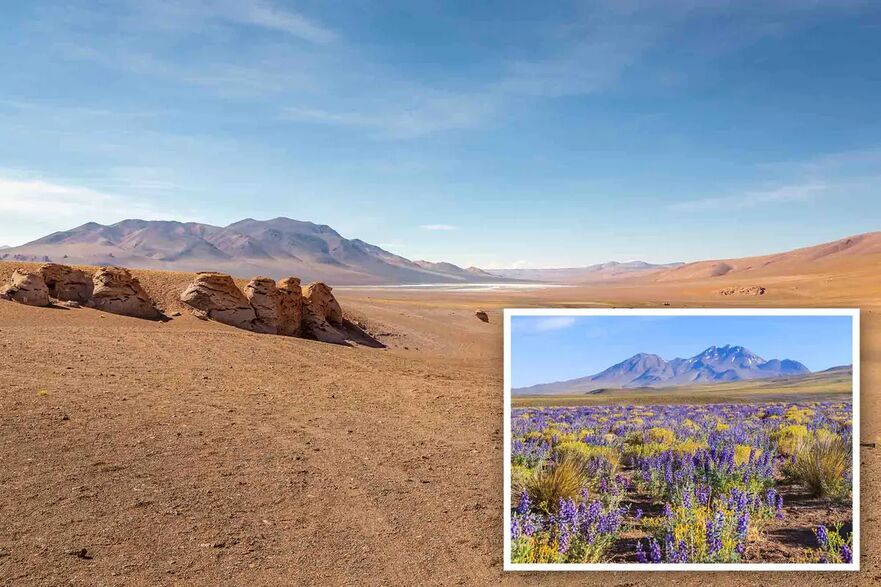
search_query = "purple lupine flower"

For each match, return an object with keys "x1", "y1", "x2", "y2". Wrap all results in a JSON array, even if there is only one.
[
  {"x1": 736, "y1": 511, "x2": 750, "y2": 539},
  {"x1": 517, "y1": 490, "x2": 531, "y2": 515},
  {"x1": 697, "y1": 485, "x2": 710, "y2": 506},
  {"x1": 775, "y1": 495, "x2": 784, "y2": 519},
  {"x1": 663, "y1": 502, "x2": 673, "y2": 518},
  {"x1": 706, "y1": 512, "x2": 724, "y2": 554},
  {"x1": 840, "y1": 544, "x2": 853, "y2": 564},
  {"x1": 650, "y1": 538, "x2": 662, "y2": 563},
  {"x1": 635, "y1": 508, "x2": 643, "y2": 520},
  {"x1": 635, "y1": 540, "x2": 647, "y2": 563},
  {"x1": 817, "y1": 525, "x2": 828, "y2": 548},
  {"x1": 671, "y1": 539, "x2": 685, "y2": 563}
]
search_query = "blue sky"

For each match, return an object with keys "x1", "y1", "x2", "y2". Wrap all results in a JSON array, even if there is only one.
[
  {"x1": 1, "y1": 1, "x2": 880, "y2": 267},
  {"x1": 511, "y1": 315, "x2": 853, "y2": 387}
]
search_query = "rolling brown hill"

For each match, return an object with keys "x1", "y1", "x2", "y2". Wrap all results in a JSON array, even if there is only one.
[{"x1": 641, "y1": 232, "x2": 881, "y2": 283}]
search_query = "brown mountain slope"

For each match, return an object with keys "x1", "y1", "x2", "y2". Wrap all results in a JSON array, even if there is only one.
[{"x1": 643, "y1": 232, "x2": 881, "y2": 283}]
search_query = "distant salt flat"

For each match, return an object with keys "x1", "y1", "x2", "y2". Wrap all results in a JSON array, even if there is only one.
[{"x1": 335, "y1": 282, "x2": 571, "y2": 292}]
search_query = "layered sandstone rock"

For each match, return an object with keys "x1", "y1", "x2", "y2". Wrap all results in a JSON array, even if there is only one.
[
  {"x1": 91, "y1": 266, "x2": 162, "y2": 320},
  {"x1": 277, "y1": 277, "x2": 304, "y2": 337},
  {"x1": 302, "y1": 282, "x2": 346, "y2": 344},
  {"x1": 0, "y1": 270, "x2": 50, "y2": 307},
  {"x1": 303, "y1": 282, "x2": 342, "y2": 326},
  {"x1": 243, "y1": 276, "x2": 303, "y2": 336},
  {"x1": 180, "y1": 272, "x2": 257, "y2": 329},
  {"x1": 39, "y1": 263, "x2": 93, "y2": 303}
]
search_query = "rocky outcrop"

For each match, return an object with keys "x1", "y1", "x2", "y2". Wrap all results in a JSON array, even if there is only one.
[
  {"x1": 39, "y1": 263, "x2": 93, "y2": 303},
  {"x1": 0, "y1": 270, "x2": 50, "y2": 306},
  {"x1": 91, "y1": 266, "x2": 162, "y2": 320},
  {"x1": 179, "y1": 274, "x2": 356, "y2": 345},
  {"x1": 302, "y1": 282, "x2": 346, "y2": 344},
  {"x1": 475, "y1": 310, "x2": 489, "y2": 323},
  {"x1": 303, "y1": 282, "x2": 342, "y2": 326},
  {"x1": 243, "y1": 276, "x2": 303, "y2": 336},
  {"x1": 276, "y1": 277, "x2": 304, "y2": 337},
  {"x1": 719, "y1": 286, "x2": 766, "y2": 296},
  {"x1": 181, "y1": 272, "x2": 257, "y2": 330}
]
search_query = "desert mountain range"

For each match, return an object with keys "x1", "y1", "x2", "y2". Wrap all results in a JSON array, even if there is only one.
[
  {"x1": 485, "y1": 261, "x2": 684, "y2": 283},
  {"x1": 513, "y1": 344, "x2": 814, "y2": 395},
  {"x1": 490, "y1": 232, "x2": 881, "y2": 285},
  {"x1": 3, "y1": 220, "x2": 881, "y2": 287},
  {"x1": 0, "y1": 218, "x2": 499, "y2": 285}
]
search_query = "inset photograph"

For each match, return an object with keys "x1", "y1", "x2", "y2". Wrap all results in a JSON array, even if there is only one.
[{"x1": 504, "y1": 309, "x2": 859, "y2": 571}]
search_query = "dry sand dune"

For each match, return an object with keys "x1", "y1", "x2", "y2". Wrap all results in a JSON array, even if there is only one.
[{"x1": 1, "y1": 254, "x2": 880, "y2": 585}]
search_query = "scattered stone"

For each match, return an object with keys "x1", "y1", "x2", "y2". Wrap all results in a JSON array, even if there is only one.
[
  {"x1": 91, "y1": 267, "x2": 162, "y2": 320},
  {"x1": 57, "y1": 300, "x2": 81, "y2": 309},
  {"x1": 474, "y1": 310, "x2": 489, "y2": 323},
  {"x1": 180, "y1": 272, "x2": 257, "y2": 330},
  {"x1": 39, "y1": 263, "x2": 93, "y2": 303},
  {"x1": 65, "y1": 547, "x2": 93, "y2": 560},
  {"x1": 0, "y1": 270, "x2": 50, "y2": 306},
  {"x1": 719, "y1": 285, "x2": 766, "y2": 296},
  {"x1": 170, "y1": 311, "x2": 182, "y2": 317}
]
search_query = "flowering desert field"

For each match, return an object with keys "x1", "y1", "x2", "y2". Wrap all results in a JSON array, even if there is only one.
[{"x1": 511, "y1": 400, "x2": 853, "y2": 565}]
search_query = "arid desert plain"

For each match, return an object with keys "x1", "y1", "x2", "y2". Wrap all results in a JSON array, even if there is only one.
[{"x1": 2, "y1": 234, "x2": 881, "y2": 585}]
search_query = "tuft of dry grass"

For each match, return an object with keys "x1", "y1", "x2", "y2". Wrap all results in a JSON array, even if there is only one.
[
  {"x1": 788, "y1": 434, "x2": 850, "y2": 499},
  {"x1": 525, "y1": 456, "x2": 586, "y2": 513}
]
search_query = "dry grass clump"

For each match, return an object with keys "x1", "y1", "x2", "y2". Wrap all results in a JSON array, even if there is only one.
[
  {"x1": 788, "y1": 434, "x2": 850, "y2": 499},
  {"x1": 525, "y1": 456, "x2": 586, "y2": 513}
]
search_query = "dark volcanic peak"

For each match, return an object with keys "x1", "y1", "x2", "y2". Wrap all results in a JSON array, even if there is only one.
[
  {"x1": 513, "y1": 344, "x2": 810, "y2": 395},
  {"x1": 0, "y1": 218, "x2": 506, "y2": 286}
]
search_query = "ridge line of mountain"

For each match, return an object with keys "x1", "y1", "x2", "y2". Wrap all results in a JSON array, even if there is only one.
[
  {"x1": 0, "y1": 217, "x2": 510, "y2": 286},
  {"x1": 513, "y1": 344, "x2": 817, "y2": 395}
]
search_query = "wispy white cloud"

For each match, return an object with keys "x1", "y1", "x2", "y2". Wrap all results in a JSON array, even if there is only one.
[
  {"x1": 113, "y1": 0, "x2": 338, "y2": 44},
  {"x1": 420, "y1": 224, "x2": 457, "y2": 231},
  {"x1": 222, "y1": 1, "x2": 337, "y2": 44},
  {"x1": 0, "y1": 173, "x2": 186, "y2": 225},
  {"x1": 669, "y1": 182, "x2": 830, "y2": 212},
  {"x1": 281, "y1": 92, "x2": 494, "y2": 139}
]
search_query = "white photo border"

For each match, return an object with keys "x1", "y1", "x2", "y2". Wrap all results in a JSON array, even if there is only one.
[{"x1": 503, "y1": 307, "x2": 860, "y2": 572}]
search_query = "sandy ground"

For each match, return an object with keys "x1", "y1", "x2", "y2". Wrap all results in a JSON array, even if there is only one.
[{"x1": 1, "y1": 260, "x2": 879, "y2": 585}]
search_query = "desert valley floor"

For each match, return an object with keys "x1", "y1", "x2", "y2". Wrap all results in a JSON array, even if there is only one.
[{"x1": 1, "y1": 258, "x2": 881, "y2": 586}]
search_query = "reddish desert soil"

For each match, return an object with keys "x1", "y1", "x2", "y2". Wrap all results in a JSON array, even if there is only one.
[{"x1": 1, "y1": 259, "x2": 879, "y2": 586}]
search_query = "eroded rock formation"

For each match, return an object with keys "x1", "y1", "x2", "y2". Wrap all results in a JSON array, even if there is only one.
[
  {"x1": 0, "y1": 270, "x2": 50, "y2": 307},
  {"x1": 243, "y1": 276, "x2": 304, "y2": 336},
  {"x1": 277, "y1": 277, "x2": 304, "y2": 337},
  {"x1": 180, "y1": 272, "x2": 257, "y2": 329},
  {"x1": 91, "y1": 266, "x2": 162, "y2": 320},
  {"x1": 303, "y1": 282, "x2": 342, "y2": 326},
  {"x1": 39, "y1": 263, "x2": 93, "y2": 303},
  {"x1": 180, "y1": 273, "x2": 350, "y2": 344}
]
